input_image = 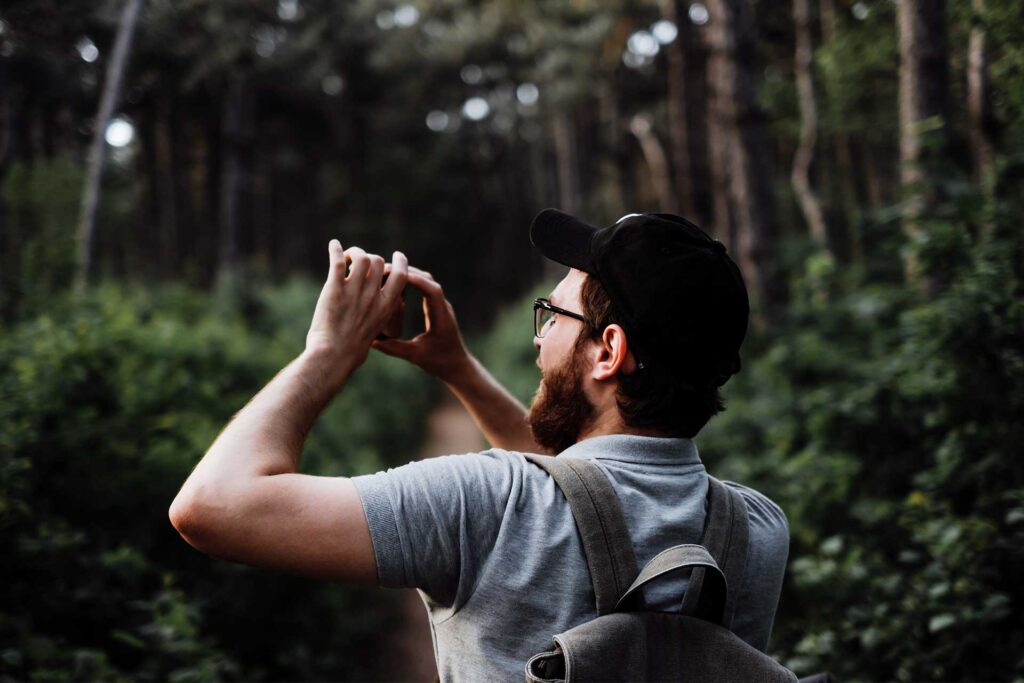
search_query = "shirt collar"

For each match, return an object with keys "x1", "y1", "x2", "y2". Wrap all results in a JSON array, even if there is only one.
[{"x1": 557, "y1": 434, "x2": 702, "y2": 466}]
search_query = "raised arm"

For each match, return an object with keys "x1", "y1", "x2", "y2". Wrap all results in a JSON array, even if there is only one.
[
  {"x1": 169, "y1": 242, "x2": 409, "y2": 581},
  {"x1": 373, "y1": 268, "x2": 545, "y2": 454}
]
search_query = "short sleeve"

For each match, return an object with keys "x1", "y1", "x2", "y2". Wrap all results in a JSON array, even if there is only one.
[
  {"x1": 728, "y1": 483, "x2": 790, "y2": 651},
  {"x1": 351, "y1": 450, "x2": 517, "y2": 610}
]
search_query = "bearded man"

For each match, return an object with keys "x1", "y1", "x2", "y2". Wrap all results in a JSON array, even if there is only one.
[{"x1": 170, "y1": 209, "x2": 789, "y2": 681}]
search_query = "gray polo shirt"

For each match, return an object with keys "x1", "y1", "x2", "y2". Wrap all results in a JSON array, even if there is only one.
[{"x1": 352, "y1": 434, "x2": 789, "y2": 681}]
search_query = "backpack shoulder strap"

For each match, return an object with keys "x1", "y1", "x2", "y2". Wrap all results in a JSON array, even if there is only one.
[
  {"x1": 523, "y1": 454, "x2": 639, "y2": 615},
  {"x1": 681, "y1": 476, "x2": 750, "y2": 629}
]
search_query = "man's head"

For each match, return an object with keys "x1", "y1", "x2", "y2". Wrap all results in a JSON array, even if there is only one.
[{"x1": 526, "y1": 210, "x2": 750, "y2": 450}]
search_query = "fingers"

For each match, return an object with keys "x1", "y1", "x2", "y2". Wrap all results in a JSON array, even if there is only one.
[
  {"x1": 408, "y1": 266, "x2": 434, "y2": 282},
  {"x1": 367, "y1": 253, "x2": 386, "y2": 287},
  {"x1": 372, "y1": 338, "x2": 415, "y2": 360},
  {"x1": 404, "y1": 269, "x2": 442, "y2": 297},
  {"x1": 411, "y1": 272, "x2": 450, "y2": 326},
  {"x1": 328, "y1": 239, "x2": 347, "y2": 282},
  {"x1": 382, "y1": 251, "x2": 408, "y2": 303},
  {"x1": 345, "y1": 247, "x2": 370, "y2": 283}
]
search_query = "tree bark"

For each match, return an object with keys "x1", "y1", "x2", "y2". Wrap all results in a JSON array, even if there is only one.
[
  {"x1": 597, "y1": 84, "x2": 627, "y2": 217},
  {"x1": 552, "y1": 110, "x2": 581, "y2": 217},
  {"x1": 707, "y1": 0, "x2": 786, "y2": 322},
  {"x1": 897, "y1": 0, "x2": 948, "y2": 287},
  {"x1": 704, "y1": 9, "x2": 734, "y2": 250},
  {"x1": 967, "y1": 0, "x2": 995, "y2": 236},
  {"x1": 155, "y1": 90, "x2": 179, "y2": 279},
  {"x1": 629, "y1": 114, "x2": 675, "y2": 212},
  {"x1": 819, "y1": 0, "x2": 859, "y2": 261},
  {"x1": 0, "y1": 73, "x2": 19, "y2": 319},
  {"x1": 550, "y1": 110, "x2": 581, "y2": 279},
  {"x1": 217, "y1": 72, "x2": 249, "y2": 285},
  {"x1": 791, "y1": 0, "x2": 829, "y2": 249},
  {"x1": 74, "y1": 0, "x2": 145, "y2": 293},
  {"x1": 662, "y1": 0, "x2": 696, "y2": 220}
]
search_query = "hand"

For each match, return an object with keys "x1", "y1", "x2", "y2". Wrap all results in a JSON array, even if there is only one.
[
  {"x1": 372, "y1": 266, "x2": 472, "y2": 384},
  {"x1": 305, "y1": 241, "x2": 408, "y2": 380}
]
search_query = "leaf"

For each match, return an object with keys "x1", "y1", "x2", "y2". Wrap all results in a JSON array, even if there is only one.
[
  {"x1": 111, "y1": 630, "x2": 146, "y2": 650},
  {"x1": 928, "y1": 614, "x2": 956, "y2": 633}
]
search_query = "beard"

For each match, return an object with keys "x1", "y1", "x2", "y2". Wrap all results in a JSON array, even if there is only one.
[{"x1": 528, "y1": 344, "x2": 596, "y2": 454}]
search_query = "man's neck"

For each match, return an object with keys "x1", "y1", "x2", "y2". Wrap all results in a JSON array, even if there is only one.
[{"x1": 577, "y1": 404, "x2": 667, "y2": 441}]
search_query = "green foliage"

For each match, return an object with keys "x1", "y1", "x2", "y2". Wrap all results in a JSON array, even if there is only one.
[
  {"x1": 0, "y1": 280, "x2": 434, "y2": 682},
  {"x1": 698, "y1": 213, "x2": 1024, "y2": 680},
  {"x1": 471, "y1": 280, "x2": 553, "y2": 407},
  {"x1": 0, "y1": 158, "x2": 83, "y2": 322},
  {"x1": 814, "y1": 2, "x2": 899, "y2": 145}
]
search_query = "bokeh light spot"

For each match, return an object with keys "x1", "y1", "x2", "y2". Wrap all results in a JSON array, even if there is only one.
[
  {"x1": 652, "y1": 20, "x2": 678, "y2": 44},
  {"x1": 516, "y1": 82, "x2": 540, "y2": 106},
  {"x1": 689, "y1": 3, "x2": 710, "y2": 25},
  {"x1": 277, "y1": 0, "x2": 301, "y2": 21},
  {"x1": 105, "y1": 118, "x2": 134, "y2": 147},
  {"x1": 321, "y1": 74, "x2": 344, "y2": 96},
  {"x1": 627, "y1": 30, "x2": 660, "y2": 58},
  {"x1": 462, "y1": 97, "x2": 490, "y2": 121},
  {"x1": 393, "y1": 5, "x2": 420, "y2": 28},
  {"x1": 76, "y1": 37, "x2": 99, "y2": 63},
  {"x1": 426, "y1": 110, "x2": 449, "y2": 132},
  {"x1": 460, "y1": 64, "x2": 483, "y2": 85}
]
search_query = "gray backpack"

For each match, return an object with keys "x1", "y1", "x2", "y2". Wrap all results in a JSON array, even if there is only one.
[{"x1": 522, "y1": 454, "x2": 801, "y2": 683}]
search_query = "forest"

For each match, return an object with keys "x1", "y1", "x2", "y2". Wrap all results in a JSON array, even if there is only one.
[{"x1": 1, "y1": 0, "x2": 1023, "y2": 681}]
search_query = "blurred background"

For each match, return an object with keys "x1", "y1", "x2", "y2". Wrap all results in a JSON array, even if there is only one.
[{"x1": 2, "y1": 0, "x2": 1023, "y2": 680}]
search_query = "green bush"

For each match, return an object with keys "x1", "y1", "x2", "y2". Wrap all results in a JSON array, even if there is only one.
[
  {"x1": 470, "y1": 281, "x2": 553, "y2": 408},
  {"x1": 0, "y1": 158, "x2": 83, "y2": 323},
  {"x1": 700, "y1": 230, "x2": 1024, "y2": 681},
  {"x1": 0, "y1": 280, "x2": 435, "y2": 682}
]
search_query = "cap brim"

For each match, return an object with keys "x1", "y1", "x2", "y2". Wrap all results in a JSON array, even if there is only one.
[{"x1": 529, "y1": 208, "x2": 598, "y2": 273}]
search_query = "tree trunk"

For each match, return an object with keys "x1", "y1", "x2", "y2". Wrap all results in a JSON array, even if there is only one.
[
  {"x1": 550, "y1": 110, "x2": 581, "y2": 279},
  {"x1": 629, "y1": 114, "x2": 675, "y2": 212},
  {"x1": 707, "y1": 0, "x2": 786, "y2": 322},
  {"x1": 597, "y1": 84, "x2": 627, "y2": 217},
  {"x1": 217, "y1": 72, "x2": 248, "y2": 286},
  {"x1": 704, "y1": 10, "x2": 734, "y2": 249},
  {"x1": 662, "y1": 0, "x2": 696, "y2": 220},
  {"x1": 155, "y1": 90, "x2": 179, "y2": 279},
  {"x1": 0, "y1": 74, "x2": 19, "y2": 320},
  {"x1": 552, "y1": 110, "x2": 581, "y2": 217},
  {"x1": 818, "y1": 0, "x2": 860, "y2": 261},
  {"x1": 897, "y1": 0, "x2": 948, "y2": 288},
  {"x1": 74, "y1": 0, "x2": 145, "y2": 293},
  {"x1": 791, "y1": 0, "x2": 828, "y2": 250},
  {"x1": 967, "y1": 0, "x2": 995, "y2": 236}
]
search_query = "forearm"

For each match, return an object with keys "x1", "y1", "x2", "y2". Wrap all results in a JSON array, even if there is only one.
[
  {"x1": 176, "y1": 349, "x2": 351, "y2": 501},
  {"x1": 446, "y1": 354, "x2": 543, "y2": 453}
]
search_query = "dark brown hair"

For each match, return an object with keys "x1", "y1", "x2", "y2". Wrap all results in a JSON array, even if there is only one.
[{"x1": 577, "y1": 274, "x2": 725, "y2": 438}]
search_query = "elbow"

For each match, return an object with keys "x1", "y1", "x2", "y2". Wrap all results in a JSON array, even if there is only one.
[
  {"x1": 169, "y1": 488, "x2": 221, "y2": 551},
  {"x1": 169, "y1": 491, "x2": 202, "y2": 542}
]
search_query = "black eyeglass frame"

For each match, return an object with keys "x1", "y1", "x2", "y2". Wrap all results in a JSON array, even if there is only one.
[{"x1": 533, "y1": 298, "x2": 587, "y2": 338}]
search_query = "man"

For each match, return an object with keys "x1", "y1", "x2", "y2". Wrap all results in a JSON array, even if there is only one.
[{"x1": 170, "y1": 209, "x2": 789, "y2": 680}]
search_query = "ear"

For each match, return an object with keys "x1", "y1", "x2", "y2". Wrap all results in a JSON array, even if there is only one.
[{"x1": 590, "y1": 324, "x2": 638, "y2": 381}]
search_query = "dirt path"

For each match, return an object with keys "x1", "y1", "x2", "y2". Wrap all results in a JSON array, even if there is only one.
[{"x1": 388, "y1": 391, "x2": 484, "y2": 681}]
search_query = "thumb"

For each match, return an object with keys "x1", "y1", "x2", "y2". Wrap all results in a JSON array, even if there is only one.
[{"x1": 372, "y1": 338, "x2": 416, "y2": 360}]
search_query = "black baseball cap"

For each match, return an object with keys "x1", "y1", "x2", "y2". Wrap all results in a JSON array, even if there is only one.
[{"x1": 530, "y1": 208, "x2": 749, "y2": 389}]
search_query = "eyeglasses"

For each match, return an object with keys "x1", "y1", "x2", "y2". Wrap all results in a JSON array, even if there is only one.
[{"x1": 533, "y1": 298, "x2": 587, "y2": 338}]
